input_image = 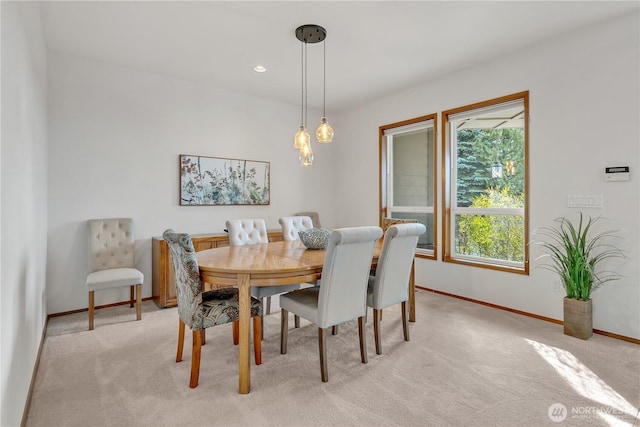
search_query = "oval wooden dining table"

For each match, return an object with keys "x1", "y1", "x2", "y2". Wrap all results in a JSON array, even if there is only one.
[{"x1": 196, "y1": 239, "x2": 416, "y2": 394}]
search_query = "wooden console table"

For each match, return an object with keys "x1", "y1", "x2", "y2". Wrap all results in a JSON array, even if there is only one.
[{"x1": 151, "y1": 230, "x2": 284, "y2": 308}]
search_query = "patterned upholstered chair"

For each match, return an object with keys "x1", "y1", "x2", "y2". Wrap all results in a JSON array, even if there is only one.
[
  {"x1": 280, "y1": 226, "x2": 383, "y2": 382},
  {"x1": 85, "y1": 218, "x2": 143, "y2": 330},
  {"x1": 163, "y1": 229, "x2": 263, "y2": 388},
  {"x1": 381, "y1": 217, "x2": 418, "y2": 233},
  {"x1": 226, "y1": 219, "x2": 301, "y2": 321},
  {"x1": 279, "y1": 215, "x2": 314, "y2": 241},
  {"x1": 367, "y1": 223, "x2": 425, "y2": 354}
]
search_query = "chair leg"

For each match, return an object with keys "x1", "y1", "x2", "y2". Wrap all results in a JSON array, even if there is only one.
[
  {"x1": 358, "y1": 316, "x2": 368, "y2": 364},
  {"x1": 332, "y1": 325, "x2": 338, "y2": 335},
  {"x1": 260, "y1": 315, "x2": 264, "y2": 341},
  {"x1": 130, "y1": 285, "x2": 135, "y2": 308},
  {"x1": 401, "y1": 301, "x2": 410, "y2": 342},
  {"x1": 280, "y1": 309, "x2": 289, "y2": 354},
  {"x1": 189, "y1": 330, "x2": 202, "y2": 388},
  {"x1": 176, "y1": 319, "x2": 185, "y2": 362},
  {"x1": 260, "y1": 297, "x2": 266, "y2": 341},
  {"x1": 373, "y1": 308, "x2": 382, "y2": 355},
  {"x1": 233, "y1": 321, "x2": 239, "y2": 345},
  {"x1": 135, "y1": 284, "x2": 142, "y2": 320},
  {"x1": 294, "y1": 315, "x2": 300, "y2": 328},
  {"x1": 202, "y1": 329, "x2": 206, "y2": 345},
  {"x1": 318, "y1": 327, "x2": 328, "y2": 382},
  {"x1": 253, "y1": 316, "x2": 262, "y2": 365},
  {"x1": 88, "y1": 291, "x2": 95, "y2": 330}
]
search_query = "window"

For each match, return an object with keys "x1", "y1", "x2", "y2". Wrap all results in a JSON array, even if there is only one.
[
  {"x1": 380, "y1": 114, "x2": 437, "y2": 259},
  {"x1": 442, "y1": 92, "x2": 529, "y2": 273}
]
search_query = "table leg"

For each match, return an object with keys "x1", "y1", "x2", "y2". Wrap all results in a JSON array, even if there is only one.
[
  {"x1": 238, "y1": 273, "x2": 251, "y2": 394},
  {"x1": 409, "y1": 260, "x2": 416, "y2": 322}
]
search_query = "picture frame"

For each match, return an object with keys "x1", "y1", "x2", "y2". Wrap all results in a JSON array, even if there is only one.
[{"x1": 179, "y1": 154, "x2": 270, "y2": 206}]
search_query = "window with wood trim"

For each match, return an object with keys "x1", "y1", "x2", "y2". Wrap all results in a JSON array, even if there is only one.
[
  {"x1": 442, "y1": 92, "x2": 529, "y2": 273},
  {"x1": 380, "y1": 114, "x2": 437, "y2": 259}
]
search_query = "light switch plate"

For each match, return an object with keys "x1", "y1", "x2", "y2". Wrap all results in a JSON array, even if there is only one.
[{"x1": 567, "y1": 195, "x2": 603, "y2": 208}]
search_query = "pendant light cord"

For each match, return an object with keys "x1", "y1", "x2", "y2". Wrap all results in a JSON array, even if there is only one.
[
  {"x1": 304, "y1": 41, "x2": 308, "y2": 128},
  {"x1": 322, "y1": 40, "x2": 326, "y2": 117},
  {"x1": 300, "y1": 40, "x2": 304, "y2": 126}
]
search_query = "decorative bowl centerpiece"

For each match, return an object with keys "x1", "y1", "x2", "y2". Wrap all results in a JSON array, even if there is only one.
[{"x1": 298, "y1": 228, "x2": 332, "y2": 250}]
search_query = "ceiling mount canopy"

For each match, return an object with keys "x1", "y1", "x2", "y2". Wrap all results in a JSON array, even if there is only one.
[
  {"x1": 295, "y1": 24, "x2": 326, "y2": 44},
  {"x1": 293, "y1": 24, "x2": 334, "y2": 167}
]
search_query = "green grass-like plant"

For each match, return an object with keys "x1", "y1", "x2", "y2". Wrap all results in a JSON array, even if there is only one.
[{"x1": 534, "y1": 212, "x2": 625, "y2": 301}]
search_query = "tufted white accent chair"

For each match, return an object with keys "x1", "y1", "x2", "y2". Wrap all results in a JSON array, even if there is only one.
[
  {"x1": 86, "y1": 218, "x2": 143, "y2": 330},
  {"x1": 279, "y1": 216, "x2": 318, "y2": 291},
  {"x1": 280, "y1": 226, "x2": 383, "y2": 382},
  {"x1": 367, "y1": 223, "x2": 426, "y2": 354},
  {"x1": 225, "y1": 218, "x2": 301, "y2": 333},
  {"x1": 226, "y1": 218, "x2": 269, "y2": 245},
  {"x1": 279, "y1": 216, "x2": 314, "y2": 241},
  {"x1": 295, "y1": 211, "x2": 321, "y2": 228}
]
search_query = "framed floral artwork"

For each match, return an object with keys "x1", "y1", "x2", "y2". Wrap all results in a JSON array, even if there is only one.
[{"x1": 179, "y1": 154, "x2": 270, "y2": 205}]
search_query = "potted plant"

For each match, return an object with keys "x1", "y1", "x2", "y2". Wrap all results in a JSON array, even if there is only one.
[{"x1": 535, "y1": 212, "x2": 626, "y2": 339}]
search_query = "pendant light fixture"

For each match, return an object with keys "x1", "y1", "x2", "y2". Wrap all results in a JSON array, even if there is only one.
[
  {"x1": 315, "y1": 37, "x2": 333, "y2": 143},
  {"x1": 294, "y1": 24, "x2": 333, "y2": 166},
  {"x1": 293, "y1": 35, "x2": 310, "y2": 152}
]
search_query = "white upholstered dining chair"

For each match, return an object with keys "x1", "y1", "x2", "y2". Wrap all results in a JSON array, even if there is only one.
[
  {"x1": 85, "y1": 218, "x2": 143, "y2": 330},
  {"x1": 367, "y1": 222, "x2": 425, "y2": 354},
  {"x1": 279, "y1": 226, "x2": 383, "y2": 382},
  {"x1": 225, "y1": 218, "x2": 301, "y2": 331},
  {"x1": 279, "y1": 215, "x2": 314, "y2": 241},
  {"x1": 295, "y1": 211, "x2": 321, "y2": 228},
  {"x1": 279, "y1": 215, "x2": 317, "y2": 324}
]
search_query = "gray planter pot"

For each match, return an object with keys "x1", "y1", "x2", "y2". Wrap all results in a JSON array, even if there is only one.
[{"x1": 563, "y1": 297, "x2": 593, "y2": 340}]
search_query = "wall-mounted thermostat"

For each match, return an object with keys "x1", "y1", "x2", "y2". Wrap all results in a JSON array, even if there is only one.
[{"x1": 605, "y1": 166, "x2": 630, "y2": 182}]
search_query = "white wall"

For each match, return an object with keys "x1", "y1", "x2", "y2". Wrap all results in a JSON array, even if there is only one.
[
  {"x1": 46, "y1": 52, "x2": 337, "y2": 314},
  {"x1": 334, "y1": 12, "x2": 640, "y2": 339},
  {"x1": 1, "y1": 2, "x2": 49, "y2": 426}
]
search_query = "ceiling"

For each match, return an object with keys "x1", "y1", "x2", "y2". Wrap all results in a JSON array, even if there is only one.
[{"x1": 40, "y1": 1, "x2": 639, "y2": 112}]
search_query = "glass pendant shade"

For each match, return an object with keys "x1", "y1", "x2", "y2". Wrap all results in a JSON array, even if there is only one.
[
  {"x1": 294, "y1": 125, "x2": 311, "y2": 149},
  {"x1": 299, "y1": 141, "x2": 314, "y2": 166},
  {"x1": 316, "y1": 117, "x2": 334, "y2": 143}
]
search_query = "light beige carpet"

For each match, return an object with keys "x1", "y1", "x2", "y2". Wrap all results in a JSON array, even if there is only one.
[{"x1": 26, "y1": 291, "x2": 639, "y2": 427}]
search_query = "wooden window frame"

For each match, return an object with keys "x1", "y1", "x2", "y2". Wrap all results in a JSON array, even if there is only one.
[
  {"x1": 441, "y1": 91, "x2": 530, "y2": 274},
  {"x1": 379, "y1": 113, "x2": 438, "y2": 260}
]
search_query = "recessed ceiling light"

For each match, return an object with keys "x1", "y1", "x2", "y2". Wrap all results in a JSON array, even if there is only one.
[{"x1": 253, "y1": 65, "x2": 267, "y2": 73}]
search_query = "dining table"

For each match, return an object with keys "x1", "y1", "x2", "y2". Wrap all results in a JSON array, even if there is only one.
[{"x1": 196, "y1": 238, "x2": 416, "y2": 394}]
